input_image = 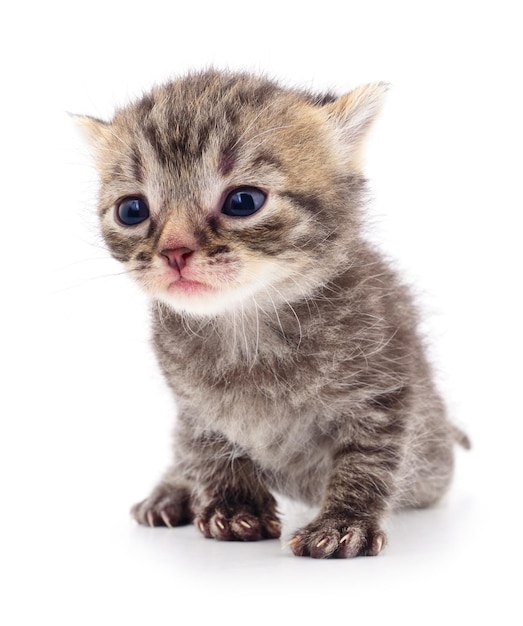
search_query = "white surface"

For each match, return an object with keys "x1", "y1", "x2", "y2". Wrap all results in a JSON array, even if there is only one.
[{"x1": 1, "y1": 1, "x2": 522, "y2": 624}]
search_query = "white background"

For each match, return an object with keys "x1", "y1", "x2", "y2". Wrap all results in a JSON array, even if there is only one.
[{"x1": 1, "y1": 1, "x2": 522, "y2": 624}]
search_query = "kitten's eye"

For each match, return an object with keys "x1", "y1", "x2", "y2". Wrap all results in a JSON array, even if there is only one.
[
  {"x1": 221, "y1": 187, "x2": 266, "y2": 217},
  {"x1": 116, "y1": 197, "x2": 150, "y2": 226}
]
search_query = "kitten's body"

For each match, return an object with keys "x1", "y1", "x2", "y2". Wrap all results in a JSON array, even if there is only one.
[{"x1": 78, "y1": 70, "x2": 467, "y2": 558}]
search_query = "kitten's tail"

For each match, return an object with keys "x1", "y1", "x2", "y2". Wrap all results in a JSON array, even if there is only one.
[{"x1": 452, "y1": 424, "x2": 471, "y2": 450}]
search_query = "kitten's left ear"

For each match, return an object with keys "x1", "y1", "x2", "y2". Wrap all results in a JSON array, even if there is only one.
[
  {"x1": 71, "y1": 114, "x2": 112, "y2": 162},
  {"x1": 324, "y1": 83, "x2": 388, "y2": 158}
]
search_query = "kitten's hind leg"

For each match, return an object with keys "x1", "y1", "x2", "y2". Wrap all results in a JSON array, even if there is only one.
[{"x1": 131, "y1": 479, "x2": 193, "y2": 528}]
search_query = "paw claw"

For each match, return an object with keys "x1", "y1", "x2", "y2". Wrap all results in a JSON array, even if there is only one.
[
  {"x1": 146, "y1": 510, "x2": 155, "y2": 528},
  {"x1": 264, "y1": 518, "x2": 282, "y2": 539},
  {"x1": 290, "y1": 519, "x2": 386, "y2": 559},
  {"x1": 368, "y1": 531, "x2": 386, "y2": 556},
  {"x1": 160, "y1": 511, "x2": 173, "y2": 528},
  {"x1": 284, "y1": 537, "x2": 299, "y2": 549},
  {"x1": 195, "y1": 500, "x2": 280, "y2": 542},
  {"x1": 131, "y1": 485, "x2": 192, "y2": 528}
]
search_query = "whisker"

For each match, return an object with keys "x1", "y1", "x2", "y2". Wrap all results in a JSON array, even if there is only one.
[
  {"x1": 267, "y1": 284, "x2": 303, "y2": 350},
  {"x1": 263, "y1": 286, "x2": 286, "y2": 340},
  {"x1": 239, "y1": 124, "x2": 298, "y2": 151},
  {"x1": 102, "y1": 127, "x2": 135, "y2": 154},
  {"x1": 240, "y1": 300, "x2": 250, "y2": 359},
  {"x1": 229, "y1": 101, "x2": 277, "y2": 150},
  {"x1": 53, "y1": 256, "x2": 114, "y2": 271},
  {"x1": 51, "y1": 267, "x2": 139, "y2": 295},
  {"x1": 251, "y1": 297, "x2": 261, "y2": 370},
  {"x1": 180, "y1": 312, "x2": 206, "y2": 339}
]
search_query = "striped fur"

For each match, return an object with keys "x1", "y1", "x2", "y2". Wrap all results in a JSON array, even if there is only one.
[{"x1": 77, "y1": 69, "x2": 468, "y2": 558}]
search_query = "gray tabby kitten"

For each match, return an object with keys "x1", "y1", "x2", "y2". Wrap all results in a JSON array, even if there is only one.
[{"x1": 76, "y1": 69, "x2": 468, "y2": 558}]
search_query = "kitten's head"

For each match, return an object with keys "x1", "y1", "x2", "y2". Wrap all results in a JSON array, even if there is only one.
[{"x1": 76, "y1": 70, "x2": 386, "y2": 316}]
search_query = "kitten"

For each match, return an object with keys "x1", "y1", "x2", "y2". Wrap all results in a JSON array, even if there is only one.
[{"x1": 76, "y1": 69, "x2": 469, "y2": 558}]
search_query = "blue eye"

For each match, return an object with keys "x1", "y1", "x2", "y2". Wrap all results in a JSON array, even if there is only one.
[
  {"x1": 222, "y1": 187, "x2": 266, "y2": 217},
  {"x1": 117, "y1": 197, "x2": 150, "y2": 225}
]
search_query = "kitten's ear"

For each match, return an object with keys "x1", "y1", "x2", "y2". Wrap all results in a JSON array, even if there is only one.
[
  {"x1": 324, "y1": 83, "x2": 388, "y2": 159},
  {"x1": 71, "y1": 114, "x2": 112, "y2": 162}
]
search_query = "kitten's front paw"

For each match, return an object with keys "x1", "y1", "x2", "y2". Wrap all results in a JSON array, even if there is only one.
[
  {"x1": 131, "y1": 484, "x2": 192, "y2": 528},
  {"x1": 194, "y1": 500, "x2": 281, "y2": 542},
  {"x1": 289, "y1": 518, "x2": 386, "y2": 559}
]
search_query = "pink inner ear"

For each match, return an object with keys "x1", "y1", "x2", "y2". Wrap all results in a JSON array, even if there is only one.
[
  {"x1": 326, "y1": 83, "x2": 388, "y2": 149},
  {"x1": 74, "y1": 114, "x2": 111, "y2": 153}
]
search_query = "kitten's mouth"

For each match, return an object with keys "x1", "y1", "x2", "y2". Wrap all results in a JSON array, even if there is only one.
[{"x1": 168, "y1": 277, "x2": 213, "y2": 295}]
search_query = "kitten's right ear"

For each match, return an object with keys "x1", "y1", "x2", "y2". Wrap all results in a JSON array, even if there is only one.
[
  {"x1": 70, "y1": 114, "x2": 111, "y2": 162},
  {"x1": 323, "y1": 83, "x2": 388, "y2": 163}
]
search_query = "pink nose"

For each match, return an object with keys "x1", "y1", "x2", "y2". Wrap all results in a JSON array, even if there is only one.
[{"x1": 160, "y1": 247, "x2": 194, "y2": 272}]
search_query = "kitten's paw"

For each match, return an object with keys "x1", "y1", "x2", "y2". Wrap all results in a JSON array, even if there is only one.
[
  {"x1": 131, "y1": 485, "x2": 193, "y2": 528},
  {"x1": 194, "y1": 501, "x2": 281, "y2": 542},
  {"x1": 288, "y1": 518, "x2": 386, "y2": 559}
]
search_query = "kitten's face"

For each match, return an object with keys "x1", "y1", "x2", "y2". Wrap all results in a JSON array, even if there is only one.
[{"x1": 78, "y1": 71, "x2": 384, "y2": 316}]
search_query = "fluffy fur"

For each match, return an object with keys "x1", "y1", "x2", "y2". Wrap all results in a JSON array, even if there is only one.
[{"x1": 77, "y1": 69, "x2": 468, "y2": 558}]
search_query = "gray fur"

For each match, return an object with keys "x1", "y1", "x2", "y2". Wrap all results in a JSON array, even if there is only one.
[{"x1": 77, "y1": 69, "x2": 468, "y2": 558}]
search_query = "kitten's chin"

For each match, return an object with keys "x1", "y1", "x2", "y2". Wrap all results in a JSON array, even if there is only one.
[
  {"x1": 156, "y1": 281, "x2": 246, "y2": 317},
  {"x1": 149, "y1": 263, "x2": 322, "y2": 317},
  {"x1": 156, "y1": 274, "x2": 294, "y2": 317}
]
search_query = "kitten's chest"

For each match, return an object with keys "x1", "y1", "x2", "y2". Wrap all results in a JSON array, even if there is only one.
[
  {"x1": 155, "y1": 315, "x2": 342, "y2": 501},
  {"x1": 156, "y1": 310, "x2": 316, "y2": 404},
  {"x1": 163, "y1": 329, "x2": 333, "y2": 456},
  {"x1": 191, "y1": 375, "x2": 334, "y2": 502}
]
